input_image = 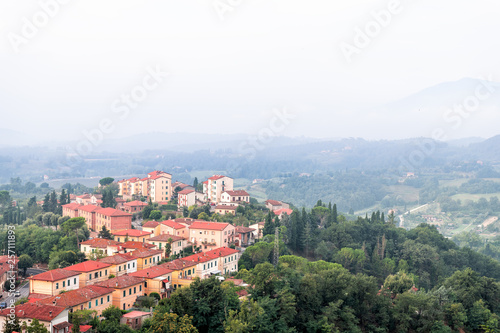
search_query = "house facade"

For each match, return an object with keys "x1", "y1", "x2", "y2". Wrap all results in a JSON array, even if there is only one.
[
  {"x1": 188, "y1": 221, "x2": 235, "y2": 250},
  {"x1": 29, "y1": 269, "x2": 81, "y2": 296},
  {"x1": 203, "y1": 175, "x2": 233, "y2": 204},
  {"x1": 94, "y1": 275, "x2": 145, "y2": 311},
  {"x1": 64, "y1": 261, "x2": 112, "y2": 288}
]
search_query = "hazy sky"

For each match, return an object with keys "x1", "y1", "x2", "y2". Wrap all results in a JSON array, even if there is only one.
[{"x1": 1, "y1": 0, "x2": 500, "y2": 144}]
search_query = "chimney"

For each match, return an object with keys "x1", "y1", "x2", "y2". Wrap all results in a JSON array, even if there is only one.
[
  {"x1": 49, "y1": 311, "x2": 52, "y2": 317},
  {"x1": 147, "y1": 272, "x2": 149, "y2": 277},
  {"x1": 116, "y1": 282, "x2": 118, "y2": 287},
  {"x1": 52, "y1": 300, "x2": 56, "y2": 306}
]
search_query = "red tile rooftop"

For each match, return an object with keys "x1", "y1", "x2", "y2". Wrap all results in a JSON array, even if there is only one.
[
  {"x1": 38, "y1": 285, "x2": 113, "y2": 307},
  {"x1": 63, "y1": 260, "x2": 111, "y2": 272},
  {"x1": 94, "y1": 275, "x2": 144, "y2": 289},
  {"x1": 96, "y1": 207, "x2": 132, "y2": 217},
  {"x1": 215, "y1": 205, "x2": 237, "y2": 210},
  {"x1": 162, "y1": 259, "x2": 198, "y2": 270},
  {"x1": 224, "y1": 190, "x2": 249, "y2": 196},
  {"x1": 208, "y1": 175, "x2": 227, "y2": 180},
  {"x1": 178, "y1": 189, "x2": 195, "y2": 195},
  {"x1": 265, "y1": 199, "x2": 282, "y2": 206},
  {"x1": 29, "y1": 268, "x2": 80, "y2": 282},
  {"x1": 189, "y1": 221, "x2": 231, "y2": 231},
  {"x1": 273, "y1": 208, "x2": 293, "y2": 216},
  {"x1": 129, "y1": 248, "x2": 163, "y2": 258},
  {"x1": 129, "y1": 265, "x2": 173, "y2": 278},
  {"x1": 0, "y1": 303, "x2": 66, "y2": 321},
  {"x1": 122, "y1": 311, "x2": 152, "y2": 318},
  {"x1": 80, "y1": 238, "x2": 121, "y2": 248},
  {"x1": 235, "y1": 226, "x2": 255, "y2": 233},
  {"x1": 142, "y1": 221, "x2": 160, "y2": 228},
  {"x1": 120, "y1": 241, "x2": 156, "y2": 250},
  {"x1": 98, "y1": 253, "x2": 138, "y2": 264},
  {"x1": 111, "y1": 229, "x2": 151, "y2": 237},
  {"x1": 161, "y1": 220, "x2": 186, "y2": 229},
  {"x1": 62, "y1": 203, "x2": 82, "y2": 210}
]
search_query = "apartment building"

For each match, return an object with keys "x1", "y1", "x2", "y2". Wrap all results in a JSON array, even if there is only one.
[
  {"x1": 95, "y1": 208, "x2": 132, "y2": 231},
  {"x1": 159, "y1": 220, "x2": 188, "y2": 237},
  {"x1": 162, "y1": 259, "x2": 199, "y2": 289},
  {"x1": 98, "y1": 253, "x2": 138, "y2": 277},
  {"x1": 80, "y1": 238, "x2": 122, "y2": 258},
  {"x1": 29, "y1": 268, "x2": 81, "y2": 296},
  {"x1": 64, "y1": 261, "x2": 112, "y2": 288},
  {"x1": 123, "y1": 200, "x2": 148, "y2": 213},
  {"x1": 129, "y1": 249, "x2": 163, "y2": 270},
  {"x1": 95, "y1": 275, "x2": 145, "y2": 310},
  {"x1": 220, "y1": 190, "x2": 250, "y2": 205},
  {"x1": 129, "y1": 265, "x2": 173, "y2": 299},
  {"x1": 146, "y1": 234, "x2": 187, "y2": 256},
  {"x1": 62, "y1": 202, "x2": 81, "y2": 218},
  {"x1": 203, "y1": 175, "x2": 233, "y2": 204},
  {"x1": 177, "y1": 189, "x2": 204, "y2": 208},
  {"x1": 39, "y1": 285, "x2": 114, "y2": 317},
  {"x1": 188, "y1": 221, "x2": 235, "y2": 251},
  {"x1": 112, "y1": 229, "x2": 151, "y2": 243},
  {"x1": 118, "y1": 171, "x2": 172, "y2": 203}
]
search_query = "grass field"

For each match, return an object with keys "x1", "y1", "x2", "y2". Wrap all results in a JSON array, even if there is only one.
[
  {"x1": 439, "y1": 179, "x2": 469, "y2": 188},
  {"x1": 385, "y1": 185, "x2": 420, "y2": 202}
]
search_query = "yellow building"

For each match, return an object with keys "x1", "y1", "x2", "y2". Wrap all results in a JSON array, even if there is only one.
[
  {"x1": 39, "y1": 285, "x2": 114, "y2": 317},
  {"x1": 130, "y1": 249, "x2": 163, "y2": 270},
  {"x1": 146, "y1": 234, "x2": 188, "y2": 256},
  {"x1": 142, "y1": 221, "x2": 161, "y2": 236},
  {"x1": 98, "y1": 253, "x2": 138, "y2": 277},
  {"x1": 130, "y1": 265, "x2": 173, "y2": 299},
  {"x1": 95, "y1": 275, "x2": 145, "y2": 311},
  {"x1": 64, "y1": 261, "x2": 112, "y2": 288},
  {"x1": 29, "y1": 268, "x2": 81, "y2": 296},
  {"x1": 162, "y1": 259, "x2": 199, "y2": 289}
]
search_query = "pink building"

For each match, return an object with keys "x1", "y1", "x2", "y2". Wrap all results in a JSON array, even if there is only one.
[
  {"x1": 62, "y1": 203, "x2": 82, "y2": 218},
  {"x1": 203, "y1": 175, "x2": 233, "y2": 204},
  {"x1": 123, "y1": 200, "x2": 148, "y2": 213}
]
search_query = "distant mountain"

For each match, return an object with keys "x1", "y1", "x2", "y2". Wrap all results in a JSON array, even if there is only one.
[{"x1": 469, "y1": 135, "x2": 500, "y2": 161}]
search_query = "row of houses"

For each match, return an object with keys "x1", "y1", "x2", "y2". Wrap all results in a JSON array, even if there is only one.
[
  {"x1": 117, "y1": 171, "x2": 173, "y2": 203},
  {"x1": 62, "y1": 203, "x2": 132, "y2": 231}
]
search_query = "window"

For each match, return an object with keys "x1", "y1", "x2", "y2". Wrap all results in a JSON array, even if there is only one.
[
  {"x1": 101, "y1": 297, "x2": 103, "y2": 305},
  {"x1": 96, "y1": 300, "x2": 98, "y2": 306},
  {"x1": 74, "y1": 278, "x2": 77, "y2": 284},
  {"x1": 89, "y1": 274, "x2": 92, "y2": 280},
  {"x1": 63, "y1": 281, "x2": 65, "y2": 288},
  {"x1": 133, "y1": 262, "x2": 135, "y2": 268},
  {"x1": 145, "y1": 281, "x2": 148, "y2": 287},
  {"x1": 129, "y1": 288, "x2": 132, "y2": 295},
  {"x1": 134, "y1": 287, "x2": 136, "y2": 294},
  {"x1": 140, "y1": 285, "x2": 142, "y2": 291},
  {"x1": 89, "y1": 301, "x2": 91, "y2": 309},
  {"x1": 119, "y1": 266, "x2": 121, "y2": 272},
  {"x1": 105, "y1": 270, "x2": 107, "y2": 276},
  {"x1": 203, "y1": 264, "x2": 206, "y2": 270},
  {"x1": 123, "y1": 290, "x2": 126, "y2": 297},
  {"x1": 67, "y1": 279, "x2": 70, "y2": 286},
  {"x1": 107, "y1": 295, "x2": 110, "y2": 302},
  {"x1": 212, "y1": 231, "x2": 215, "y2": 235},
  {"x1": 56, "y1": 283, "x2": 59, "y2": 289},
  {"x1": 128, "y1": 263, "x2": 130, "y2": 269}
]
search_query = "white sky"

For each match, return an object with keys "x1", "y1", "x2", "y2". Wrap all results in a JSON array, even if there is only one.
[{"x1": 1, "y1": 0, "x2": 499, "y2": 143}]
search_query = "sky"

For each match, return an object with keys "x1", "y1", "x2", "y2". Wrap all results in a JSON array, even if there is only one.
[{"x1": 1, "y1": 0, "x2": 500, "y2": 145}]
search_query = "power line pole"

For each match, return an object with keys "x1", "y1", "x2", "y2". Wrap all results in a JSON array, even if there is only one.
[{"x1": 273, "y1": 227, "x2": 279, "y2": 267}]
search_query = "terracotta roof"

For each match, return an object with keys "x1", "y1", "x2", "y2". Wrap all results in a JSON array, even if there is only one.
[
  {"x1": 128, "y1": 177, "x2": 140, "y2": 182},
  {"x1": 182, "y1": 252, "x2": 218, "y2": 263},
  {"x1": 122, "y1": 311, "x2": 151, "y2": 318},
  {"x1": 115, "y1": 198, "x2": 126, "y2": 203},
  {"x1": 120, "y1": 241, "x2": 156, "y2": 250},
  {"x1": 208, "y1": 175, "x2": 227, "y2": 180},
  {"x1": 204, "y1": 246, "x2": 240, "y2": 258},
  {"x1": 0, "y1": 303, "x2": 66, "y2": 322},
  {"x1": 94, "y1": 275, "x2": 144, "y2": 289},
  {"x1": 73, "y1": 324, "x2": 92, "y2": 332},
  {"x1": 39, "y1": 285, "x2": 113, "y2": 308},
  {"x1": 224, "y1": 190, "x2": 249, "y2": 197},
  {"x1": 274, "y1": 208, "x2": 293, "y2": 216},
  {"x1": 265, "y1": 200, "x2": 282, "y2": 206},
  {"x1": 64, "y1": 261, "x2": 111, "y2": 272},
  {"x1": 148, "y1": 234, "x2": 185, "y2": 242},
  {"x1": 98, "y1": 253, "x2": 137, "y2": 265},
  {"x1": 53, "y1": 322, "x2": 71, "y2": 330},
  {"x1": 189, "y1": 221, "x2": 231, "y2": 231},
  {"x1": 30, "y1": 268, "x2": 80, "y2": 282},
  {"x1": 142, "y1": 221, "x2": 160, "y2": 228},
  {"x1": 112, "y1": 229, "x2": 151, "y2": 237},
  {"x1": 203, "y1": 181, "x2": 208, "y2": 184},
  {"x1": 162, "y1": 259, "x2": 198, "y2": 270},
  {"x1": 80, "y1": 238, "x2": 121, "y2": 248},
  {"x1": 226, "y1": 278, "x2": 245, "y2": 286},
  {"x1": 124, "y1": 200, "x2": 148, "y2": 207},
  {"x1": 236, "y1": 289, "x2": 249, "y2": 297},
  {"x1": 28, "y1": 293, "x2": 52, "y2": 301},
  {"x1": 77, "y1": 194, "x2": 91, "y2": 199},
  {"x1": 96, "y1": 207, "x2": 132, "y2": 217},
  {"x1": 215, "y1": 205, "x2": 237, "y2": 210},
  {"x1": 62, "y1": 203, "x2": 82, "y2": 210},
  {"x1": 129, "y1": 248, "x2": 163, "y2": 258},
  {"x1": 78, "y1": 205, "x2": 101, "y2": 213},
  {"x1": 178, "y1": 189, "x2": 195, "y2": 195},
  {"x1": 129, "y1": 265, "x2": 173, "y2": 278},
  {"x1": 235, "y1": 226, "x2": 255, "y2": 233},
  {"x1": 161, "y1": 220, "x2": 186, "y2": 230}
]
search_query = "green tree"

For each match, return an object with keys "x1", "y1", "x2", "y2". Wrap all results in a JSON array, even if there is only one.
[
  {"x1": 99, "y1": 177, "x2": 115, "y2": 187},
  {"x1": 149, "y1": 210, "x2": 162, "y2": 221},
  {"x1": 384, "y1": 271, "x2": 414, "y2": 297},
  {"x1": 150, "y1": 313, "x2": 198, "y2": 333},
  {"x1": 18, "y1": 254, "x2": 34, "y2": 276},
  {"x1": 165, "y1": 237, "x2": 173, "y2": 258},
  {"x1": 101, "y1": 188, "x2": 117, "y2": 208},
  {"x1": 3, "y1": 315, "x2": 21, "y2": 333},
  {"x1": 22, "y1": 318, "x2": 49, "y2": 333},
  {"x1": 99, "y1": 226, "x2": 113, "y2": 240}
]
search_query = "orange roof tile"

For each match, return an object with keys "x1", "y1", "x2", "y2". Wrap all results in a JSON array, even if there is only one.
[
  {"x1": 29, "y1": 268, "x2": 80, "y2": 282},
  {"x1": 129, "y1": 265, "x2": 173, "y2": 278},
  {"x1": 148, "y1": 234, "x2": 185, "y2": 242},
  {"x1": 98, "y1": 253, "x2": 138, "y2": 265},
  {"x1": 94, "y1": 275, "x2": 144, "y2": 289},
  {"x1": 129, "y1": 248, "x2": 163, "y2": 258},
  {"x1": 63, "y1": 261, "x2": 111, "y2": 272},
  {"x1": 112, "y1": 229, "x2": 151, "y2": 237},
  {"x1": 189, "y1": 221, "x2": 231, "y2": 231},
  {"x1": 161, "y1": 220, "x2": 186, "y2": 229},
  {"x1": 0, "y1": 303, "x2": 66, "y2": 321},
  {"x1": 39, "y1": 285, "x2": 113, "y2": 308},
  {"x1": 80, "y1": 238, "x2": 121, "y2": 248}
]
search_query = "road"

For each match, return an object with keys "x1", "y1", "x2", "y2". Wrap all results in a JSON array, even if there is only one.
[
  {"x1": 1, "y1": 281, "x2": 29, "y2": 307},
  {"x1": 399, "y1": 204, "x2": 430, "y2": 228}
]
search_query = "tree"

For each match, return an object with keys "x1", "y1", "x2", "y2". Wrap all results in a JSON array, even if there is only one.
[
  {"x1": 263, "y1": 212, "x2": 274, "y2": 237},
  {"x1": 61, "y1": 217, "x2": 87, "y2": 247},
  {"x1": 193, "y1": 177, "x2": 199, "y2": 190},
  {"x1": 49, "y1": 190, "x2": 58, "y2": 213},
  {"x1": 18, "y1": 254, "x2": 34, "y2": 276},
  {"x1": 42, "y1": 193, "x2": 50, "y2": 212},
  {"x1": 99, "y1": 177, "x2": 115, "y2": 187},
  {"x1": 3, "y1": 315, "x2": 21, "y2": 333},
  {"x1": 102, "y1": 305, "x2": 123, "y2": 323},
  {"x1": 165, "y1": 238, "x2": 173, "y2": 258},
  {"x1": 22, "y1": 318, "x2": 49, "y2": 333},
  {"x1": 99, "y1": 226, "x2": 113, "y2": 240},
  {"x1": 149, "y1": 210, "x2": 162, "y2": 221},
  {"x1": 150, "y1": 313, "x2": 198, "y2": 333},
  {"x1": 384, "y1": 272, "x2": 414, "y2": 297},
  {"x1": 101, "y1": 188, "x2": 117, "y2": 208},
  {"x1": 197, "y1": 212, "x2": 209, "y2": 221}
]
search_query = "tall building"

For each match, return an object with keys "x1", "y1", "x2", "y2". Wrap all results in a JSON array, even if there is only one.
[{"x1": 203, "y1": 175, "x2": 233, "y2": 204}]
